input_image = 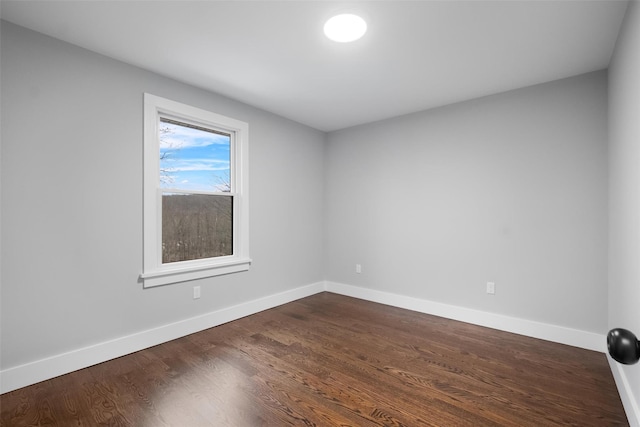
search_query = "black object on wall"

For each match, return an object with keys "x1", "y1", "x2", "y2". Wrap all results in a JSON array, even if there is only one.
[{"x1": 607, "y1": 328, "x2": 640, "y2": 365}]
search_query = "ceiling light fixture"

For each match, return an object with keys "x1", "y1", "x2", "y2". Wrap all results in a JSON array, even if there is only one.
[{"x1": 324, "y1": 14, "x2": 367, "y2": 43}]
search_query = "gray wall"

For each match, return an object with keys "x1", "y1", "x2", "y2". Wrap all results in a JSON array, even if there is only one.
[
  {"x1": 609, "y1": 0, "x2": 640, "y2": 417},
  {"x1": 324, "y1": 71, "x2": 609, "y2": 334},
  {"x1": 0, "y1": 21, "x2": 325, "y2": 370}
]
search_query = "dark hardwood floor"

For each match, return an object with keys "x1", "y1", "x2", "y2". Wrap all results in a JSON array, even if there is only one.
[{"x1": 1, "y1": 292, "x2": 628, "y2": 426}]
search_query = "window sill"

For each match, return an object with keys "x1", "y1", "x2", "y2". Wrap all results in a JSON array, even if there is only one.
[{"x1": 140, "y1": 258, "x2": 251, "y2": 288}]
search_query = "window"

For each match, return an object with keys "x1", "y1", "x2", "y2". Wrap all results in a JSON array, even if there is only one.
[{"x1": 141, "y1": 94, "x2": 250, "y2": 288}]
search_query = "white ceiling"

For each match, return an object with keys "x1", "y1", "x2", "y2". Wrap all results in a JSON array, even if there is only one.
[{"x1": 0, "y1": 0, "x2": 629, "y2": 132}]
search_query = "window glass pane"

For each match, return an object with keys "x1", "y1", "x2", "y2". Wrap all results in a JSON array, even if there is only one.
[
  {"x1": 159, "y1": 118, "x2": 231, "y2": 192},
  {"x1": 162, "y1": 194, "x2": 233, "y2": 263}
]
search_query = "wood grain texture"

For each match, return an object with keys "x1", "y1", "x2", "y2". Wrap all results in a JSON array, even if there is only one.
[{"x1": 1, "y1": 292, "x2": 628, "y2": 426}]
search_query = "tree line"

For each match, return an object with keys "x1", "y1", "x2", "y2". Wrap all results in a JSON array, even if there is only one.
[{"x1": 162, "y1": 194, "x2": 233, "y2": 263}]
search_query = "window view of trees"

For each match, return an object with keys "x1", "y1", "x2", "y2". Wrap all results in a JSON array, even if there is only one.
[
  {"x1": 162, "y1": 194, "x2": 232, "y2": 263},
  {"x1": 159, "y1": 118, "x2": 233, "y2": 264}
]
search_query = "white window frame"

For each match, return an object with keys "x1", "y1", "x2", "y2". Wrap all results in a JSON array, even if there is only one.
[{"x1": 140, "y1": 93, "x2": 250, "y2": 288}]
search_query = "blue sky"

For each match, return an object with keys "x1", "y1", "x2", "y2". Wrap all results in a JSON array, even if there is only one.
[{"x1": 159, "y1": 120, "x2": 231, "y2": 192}]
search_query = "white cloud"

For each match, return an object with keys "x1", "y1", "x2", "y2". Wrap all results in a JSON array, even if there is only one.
[
  {"x1": 166, "y1": 158, "x2": 230, "y2": 172},
  {"x1": 159, "y1": 123, "x2": 229, "y2": 149}
]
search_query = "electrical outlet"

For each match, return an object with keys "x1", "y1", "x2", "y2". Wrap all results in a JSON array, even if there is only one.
[
  {"x1": 486, "y1": 282, "x2": 495, "y2": 295},
  {"x1": 193, "y1": 286, "x2": 201, "y2": 299},
  {"x1": 356, "y1": 264, "x2": 362, "y2": 274}
]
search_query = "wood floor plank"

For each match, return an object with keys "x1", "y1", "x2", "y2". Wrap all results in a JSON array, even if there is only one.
[{"x1": 1, "y1": 292, "x2": 629, "y2": 426}]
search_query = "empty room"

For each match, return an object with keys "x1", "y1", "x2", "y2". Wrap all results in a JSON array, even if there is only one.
[{"x1": 1, "y1": 1, "x2": 639, "y2": 425}]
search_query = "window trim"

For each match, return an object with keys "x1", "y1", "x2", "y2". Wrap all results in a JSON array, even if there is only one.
[{"x1": 140, "y1": 93, "x2": 250, "y2": 288}]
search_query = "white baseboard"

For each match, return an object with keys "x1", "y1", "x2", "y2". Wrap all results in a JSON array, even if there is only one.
[
  {"x1": 0, "y1": 281, "x2": 325, "y2": 394},
  {"x1": 0, "y1": 280, "x2": 610, "y2": 397},
  {"x1": 608, "y1": 356, "x2": 640, "y2": 427},
  {"x1": 325, "y1": 281, "x2": 606, "y2": 352}
]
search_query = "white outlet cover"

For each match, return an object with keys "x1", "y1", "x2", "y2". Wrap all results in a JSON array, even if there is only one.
[{"x1": 486, "y1": 282, "x2": 495, "y2": 294}]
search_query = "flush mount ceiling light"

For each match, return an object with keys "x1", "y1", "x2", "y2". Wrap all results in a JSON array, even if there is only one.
[{"x1": 324, "y1": 14, "x2": 367, "y2": 43}]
